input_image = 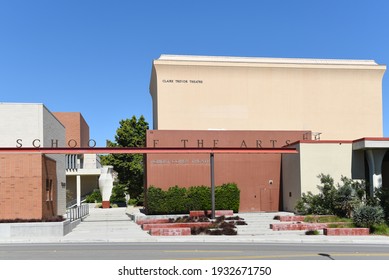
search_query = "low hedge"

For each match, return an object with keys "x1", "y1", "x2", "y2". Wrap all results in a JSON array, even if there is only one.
[{"x1": 146, "y1": 183, "x2": 240, "y2": 215}]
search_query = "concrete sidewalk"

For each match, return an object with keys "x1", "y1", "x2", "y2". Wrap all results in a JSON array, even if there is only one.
[{"x1": 1, "y1": 205, "x2": 389, "y2": 244}]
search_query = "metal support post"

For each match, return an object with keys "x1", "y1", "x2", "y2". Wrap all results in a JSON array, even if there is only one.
[{"x1": 210, "y1": 153, "x2": 215, "y2": 219}]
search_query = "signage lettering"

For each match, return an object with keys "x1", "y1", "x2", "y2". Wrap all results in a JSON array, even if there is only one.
[
  {"x1": 151, "y1": 159, "x2": 210, "y2": 165},
  {"x1": 162, "y1": 79, "x2": 203, "y2": 84},
  {"x1": 68, "y1": 139, "x2": 77, "y2": 148},
  {"x1": 181, "y1": 139, "x2": 189, "y2": 148},
  {"x1": 33, "y1": 139, "x2": 41, "y2": 148},
  {"x1": 155, "y1": 138, "x2": 304, "y2": 148},
  {"x1": 16, "y1": 138, "x2": 97, "y2": 148},
  {"x1": 51, "y1": 139, "x2": 59, "y2": 148},
  {"x1": 240, "y1": 140, "x2": 247, "y2": 148}
]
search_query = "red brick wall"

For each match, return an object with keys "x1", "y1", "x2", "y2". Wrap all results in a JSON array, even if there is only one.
[
  {"x1": 0, "y1": 154, "x2": 42, "y2": 220},
  {"x1": 146, "y1": 130, "x2": 311, "y2": 212},
  {"x1": 53, "y1": 112, "x2": 90, "y2": 147},
  {"x1": 0, "y1": 154, "x2": 57, "y2": 220}
]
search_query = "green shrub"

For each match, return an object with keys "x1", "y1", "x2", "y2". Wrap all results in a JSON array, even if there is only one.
[
  {"x1": 165, "y1": 186, "x2": 188, "y2": 214},
  {"x1": 110, "y1": 184, "x2": 126, "y2": 203},
  {"x1": 136, "y1": 192, "x2": 144, "y2": 206},
  {"x1": 295, "y1": 191, "x2": 323, "y2": 215},
  {"x1": 353, "y1": 205, "x2": 384, "y2": 228},
  {"x1": 85, "y1": 189, "x2": 102, "y2": 203},
  {"x1": 145, "y1": 186, "x2": 167, "y2": 214},
  {"x1": 187, "y1": 186, "x2": 211, "y2": 211},
  {"x1": 305, "y1": 230, "x2": 320, "y2": 235},
  {"x1": 127, "y1": 198, "x2": 138, "y2": 206},
  {"x1": 215, "y1": 183, "x2": 240, "y2": 213},
  {"x1": 376, "y1": 186, "x2": 389, "y2": 222},
  {"x1": 295, "y1": 174, "x2": 366, "y2": 217},
  {"x1": 145, "y1": 183, "x2": 240, "y2": 215},
  {"x1": 334, "y1": 183, "x2": 362, "y2": 218},
  {"x1": 370, "y1": 223, "x2": 389, "y2": 235}
]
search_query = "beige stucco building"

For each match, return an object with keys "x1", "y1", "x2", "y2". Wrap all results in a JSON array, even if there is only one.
[{"x1": 150, "y1": 55, "x2": 385, "y2": 140}]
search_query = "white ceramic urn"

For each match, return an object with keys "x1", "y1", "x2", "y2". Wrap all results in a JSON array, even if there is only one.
[{"x1": 99, "y1": 165, "x2": 114, "y2": 208}]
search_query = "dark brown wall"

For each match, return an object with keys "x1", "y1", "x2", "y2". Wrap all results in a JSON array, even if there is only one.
[
  {"x1": 146, "y1": 130, "x2": 310, "y2": 212},
  {"x1": 41, "y1": 156, "x2": 57, "y2": 219}
]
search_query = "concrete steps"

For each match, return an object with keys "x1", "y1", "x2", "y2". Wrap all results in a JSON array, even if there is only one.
[{"x1": 236, "y1": 212, "x2": 298, "y2": 236}]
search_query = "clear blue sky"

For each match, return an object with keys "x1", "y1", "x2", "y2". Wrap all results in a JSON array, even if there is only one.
[{"x1": 1, "y1": 0, "x2": 388, "y2": 146}]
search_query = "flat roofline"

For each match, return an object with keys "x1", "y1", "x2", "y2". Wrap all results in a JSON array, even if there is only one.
[
  {"x1": 285, "y1": 140, "x2": 354, "y2": 147},
  {"x1": 286, "y1": 138, "x2": 389, "y2": 149},
  {"x1": 157, "y1": 54, "x2": 383, "y2": 67},
  {"x1": 352, "y1": 138, "x2": 389, "y2": 150},
  {"x1": 353, "y1": 137, "x2": 389, "y2": 143}
]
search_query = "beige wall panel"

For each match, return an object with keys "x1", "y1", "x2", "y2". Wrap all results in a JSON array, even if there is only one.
[
  {"x1": 300, "y1": 142, "x2": 353, "y2": 195},
  {"x1": 151, "y1": 57, "x2": 385, "y2": 140}
]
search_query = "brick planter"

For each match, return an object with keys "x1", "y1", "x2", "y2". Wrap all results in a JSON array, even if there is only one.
[
  {"x1": 149, "y1": 227, "x2": 191, "y2": 236},
  {"x1": 279, "y1": 216, "x2": 305, "y2": 222},
  {"x1": 270, "y1": 223, "x2": 329, "y2": 231},
  {"x1": 324, "y1": 228, "x2": 370, "y2": 236},
  {"x1": 142, "y1": 222, "x2": 212, "y2": 231}
]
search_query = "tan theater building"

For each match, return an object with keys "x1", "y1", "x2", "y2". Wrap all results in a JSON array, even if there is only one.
[
  {"x1": 147, "y1": 54, "x2": 387, "y2": 212},
  {"x1": 150, "y1": 55, "x2": 385, "y2": 139}
]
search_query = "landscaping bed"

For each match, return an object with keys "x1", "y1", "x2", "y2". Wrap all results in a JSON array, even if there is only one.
[
  {"x1": 139, "y1": 213, "x2": 248, "y2": 236},
  {"x1": 274, "y1": 214, "x2": 388, "y2": 236}
]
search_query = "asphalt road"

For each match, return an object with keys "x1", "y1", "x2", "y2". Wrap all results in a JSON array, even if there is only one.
[{"x1": 1, "y1": 242, "x2": 389, "y2": 260}]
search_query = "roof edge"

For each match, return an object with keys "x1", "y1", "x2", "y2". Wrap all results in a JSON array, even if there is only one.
[{"x1": 156, "y1": 54, "x2": 383, "y2": 67}]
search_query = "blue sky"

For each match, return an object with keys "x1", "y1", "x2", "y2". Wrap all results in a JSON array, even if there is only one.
[{"x1": 1, "y1": 0, "x2": 388, "y2": 146}]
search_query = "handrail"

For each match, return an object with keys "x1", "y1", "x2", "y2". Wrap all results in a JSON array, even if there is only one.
[{"x1": 66, "y1": 204, "x2": 89, "y2": 222}]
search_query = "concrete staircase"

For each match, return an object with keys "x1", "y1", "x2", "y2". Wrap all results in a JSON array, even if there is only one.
[{"x1": 236, "y1": 212, "x2": 297, "y2": 236}]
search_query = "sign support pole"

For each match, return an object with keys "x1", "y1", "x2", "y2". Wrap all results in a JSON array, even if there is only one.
[{"x1": 210, "y1": 153, "x2": 215, "y2": 219}]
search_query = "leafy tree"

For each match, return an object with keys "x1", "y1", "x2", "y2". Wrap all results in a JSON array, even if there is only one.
[{"x1": 101, "y1": 115, "x2": 149, "y2": 199}]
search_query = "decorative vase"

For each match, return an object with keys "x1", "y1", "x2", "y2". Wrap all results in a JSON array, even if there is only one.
[{"x1": 98, "y1": 165, "x2": 114, "y2": 208}]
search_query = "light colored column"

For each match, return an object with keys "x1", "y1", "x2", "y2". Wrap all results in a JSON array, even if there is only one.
[
  {"x1": 76, "y1": 175, "x2": 81, "y2": 207},
  {"x1": 365, "y1": 149, "x2": 386, "y2": 197}
]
